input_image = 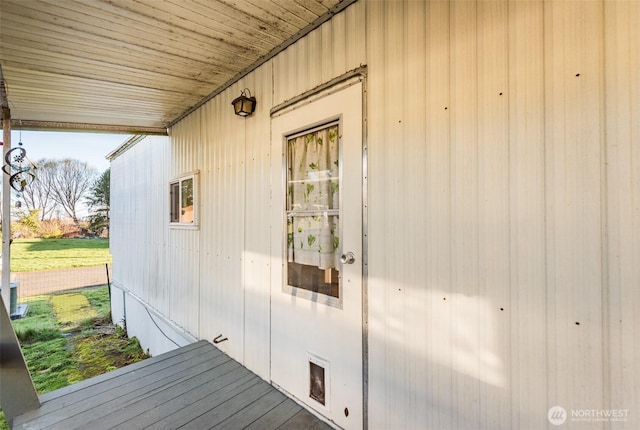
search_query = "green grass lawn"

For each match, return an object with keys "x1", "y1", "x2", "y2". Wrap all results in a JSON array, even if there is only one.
[
  {"x1": 10, "y1": 238, "x2": 112, "y2": 272},
  {"x1": 10, "y1": 287, "x2": 116, "y2": 393},
  {"x1": 0, "y1": 287, "x2": 148, "y2": 429}
]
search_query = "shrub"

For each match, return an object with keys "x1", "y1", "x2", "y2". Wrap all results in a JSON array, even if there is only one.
[{"x1": 39, "y1": 220, "x2": 63, "y2": 238}]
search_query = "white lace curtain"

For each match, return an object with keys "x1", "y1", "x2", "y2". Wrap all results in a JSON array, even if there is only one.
[{"x1": 287, "y1": 125, "x2": 340, "y2": 270}]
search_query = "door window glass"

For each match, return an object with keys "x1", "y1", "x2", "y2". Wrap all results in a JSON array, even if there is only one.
[{"x1": 286, "y1": 123, "x2": 340, "y2": 298}]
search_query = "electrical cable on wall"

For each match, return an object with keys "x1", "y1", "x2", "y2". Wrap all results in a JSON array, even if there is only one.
[{"x1": 142, "y1": 304, "x2": 180, "y2": 348}]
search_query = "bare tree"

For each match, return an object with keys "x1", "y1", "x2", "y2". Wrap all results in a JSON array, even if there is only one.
[
  {"x1": 21, "y1": 158, "x2": 58, "y2": 220},
  {"x1": 49, "y1": 159, "x2": 98, "y2": 225}
]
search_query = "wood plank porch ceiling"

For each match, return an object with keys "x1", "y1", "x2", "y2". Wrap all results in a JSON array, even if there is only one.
[{"x1": 0, "y1": 0, "x2": 351, "y2": 134}]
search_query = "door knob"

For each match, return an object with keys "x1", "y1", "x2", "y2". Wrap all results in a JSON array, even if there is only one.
[{"x1": 340, "y1": 252, "x2": 356, "y2": 265}]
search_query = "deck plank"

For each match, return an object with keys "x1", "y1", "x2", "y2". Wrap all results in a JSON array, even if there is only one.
[
  {"x1": 279, "y1": 410, "x2": 333, "y2": 430},
  {"x1": 145, "y1": 374, "x2": 262, "y2": 429},
  {"x1": 52, "y1": 356, "x2": 238, "y2": 429},
  {"x1": 243, "y1": 396, "x2": 304, "y2": 430},
  {"x1": 13, "y1": 340, "x2": 330, "y2": 430},
  {"x1": 103, "y1": 365, "x2": 253, "y2": 429},
  {"x1": 23, "y1": 345, "x2": 225, "y2": 427},
  {"x1": 32, "y1": 340, "x2": 215, "y2": 415},
  {"x1": 211, "y1": 389, "x2": 289, "y2": 429},
  {"x1": 179, "y1": 381, "x2": 274, "y2": 429},
  {"x1": 38, "y1": 340, "x2": 209, "y2": 403}
]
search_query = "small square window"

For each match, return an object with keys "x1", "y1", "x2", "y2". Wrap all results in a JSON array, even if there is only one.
[{"x1": 170, "y1": 172, "x2": 199, "y2": 227}]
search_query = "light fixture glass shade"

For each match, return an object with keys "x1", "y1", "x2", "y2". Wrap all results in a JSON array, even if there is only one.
[{"x1": 232, "y1": 90, "x2": 257, "y2": 116}]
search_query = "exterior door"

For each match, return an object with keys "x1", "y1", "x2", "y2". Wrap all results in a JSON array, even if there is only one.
[{"x1": 270, "y1": 79, "x2": 364, "y2": 429}]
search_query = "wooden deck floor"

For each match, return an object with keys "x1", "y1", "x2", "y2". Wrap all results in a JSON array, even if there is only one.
[{"x1": 13, "y1": 340, "x2": 331, "y2": 430}]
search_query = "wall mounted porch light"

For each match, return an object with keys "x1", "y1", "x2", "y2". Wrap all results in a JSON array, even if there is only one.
[{"x1": 231, "y1": 88, "x2": 257, "y2": 117}]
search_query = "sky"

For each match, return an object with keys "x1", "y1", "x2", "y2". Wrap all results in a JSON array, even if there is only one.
[
  {"x1": 1, "y1": 130, "x2": 130, "y2": 218},
  {"x1": 2, "y1": 130, "x2": 130, "y2": 173}
]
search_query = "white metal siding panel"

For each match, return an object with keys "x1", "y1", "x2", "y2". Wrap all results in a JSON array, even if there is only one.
[
  {"x1": 477, "y1": 2, "x2": 510, "y2": 428},
  {"x1": 145, "y1": 137, "x2": 170, "y2": 318},
  {"x1": 366, "y1": 0, "x2": 403, "y2": 426},
  {"x1": 367, "y1": 1, "x2": 454, "y2": 427},
  {"x1": 272, "y1": 0, "x2": 365, "y2": 105},
  {"x1": 169, "y1": 116, "x2": 201, "y2": 337},
  {"x1": 242, "y1": 64, "x2": 273, "y2": 380},
  {"x1": 507, "y1": 2, "x2": 547, "y2": 428},
  {"x1": 604, "y1": 0, "x2": 640, "y2": 422},
  {"x1": 110, "y1": 135, "x2": 172, "y2": 318},
  {"x1": 110, "y1": 155, "x2": 126, "y2": 286},
  {"x1": 109, "y1": 2, "x2": 640, "y2": 429},
  {"x1": 109, "y1": 282, "x2": 125, "y2": 329},
  {"x1": 450, "y1": 1, "x2": 481, "y2": 427},
  {"x1": 110, "y1": 151, "x2": 130, "y2": 296},
  {"x1": 544, "y1": 0, "x2": 605, "y2": 418},
  {"x1": 197, "y1": 86, "x2": 246, "y2": 362},
  {"x1": 123, "y1": 0, "x2": 366, "y2": 369},
  {"x1": 422, "y1": 2, "x2": 454, "y2": 429},
  {"x1": 112, "y1": 284, "x2": 196, "y2": 356},
  {"x1": 403, "y1": 1, "x2": 430, "y2": 428},
  {"x1": 366, "y1": 1, "x2": 637, "y2": 429}
]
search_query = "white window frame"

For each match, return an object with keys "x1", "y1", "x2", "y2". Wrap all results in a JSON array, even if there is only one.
[{"x1": 169, "y1": 170, "x2": 199, "y2": 229}]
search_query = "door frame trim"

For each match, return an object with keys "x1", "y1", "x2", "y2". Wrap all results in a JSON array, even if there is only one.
[
  {"x1": 270, "y1": 67, "x2": 369, "y2": 429},
  {"x1": 360, "y1": 71, "x2": 369, "y2": 430},
  {"x1": 271, "y1": 66, "x2": 368, "y2": 117}
]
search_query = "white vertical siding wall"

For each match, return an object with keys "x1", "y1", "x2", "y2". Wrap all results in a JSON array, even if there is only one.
[
  {"x1": 111, "y1": 0, "x2": 366, "y2": 379},
  {"x1": 110, "y1": 0, "x2": 639, "y2": 428},
  {"x1": 242, "y1": 65, "x2": 274, "y2": 378},
  {"x1": 507, "y1": 2, "x2": 547, "y2": 426},
  {"x1": 111, "y1": 135, "x2": 171, "y2": 314},
  {"x1": 170, "y1": 0, "x2": 365, "y2": 375},
  {"x1": 272, "y1": 1, "x2": 366, "y2": 104},
  {"x1": 110, "y1": 135, "x2": 177, "y2": 353},
  {"x1": 366, "y1": 1, "x2": 639, "y2": 429},
  {"x1": 168, "y1": 115, "x2": 202, "y2": 338},
  {"x1": 604, "y1": 0, "x2": 640, "y2": 420},
  {"x1": 544, "y1": 0, "x2": 605, "y2": 418},
  {"x1": 198, "y1": 82, "x2": 247, "y2": 364}
]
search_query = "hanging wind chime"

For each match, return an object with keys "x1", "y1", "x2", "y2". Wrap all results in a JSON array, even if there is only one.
[{"x1": 1, "y1": 130, "x2": 36, "y2": 208}]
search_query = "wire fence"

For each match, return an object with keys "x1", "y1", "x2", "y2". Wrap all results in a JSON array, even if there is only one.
[
  {"x1": 12, "y1": 265, "x2": 112, "y2": 298},
  {"x1": 5, "y1": 264, "x2": 112, "y2": 320}
]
